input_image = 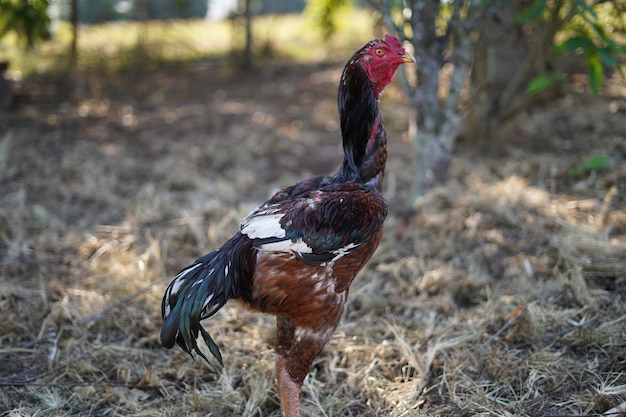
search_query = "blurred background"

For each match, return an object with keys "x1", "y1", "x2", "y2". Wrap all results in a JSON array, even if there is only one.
[{"x1": 1, "y1": 1, "x2": 625, "y2": 416}]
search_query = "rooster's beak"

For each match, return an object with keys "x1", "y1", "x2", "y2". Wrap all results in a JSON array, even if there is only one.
[{"x1": 402, "y1": 52, "x2": 415, "y2": 64}]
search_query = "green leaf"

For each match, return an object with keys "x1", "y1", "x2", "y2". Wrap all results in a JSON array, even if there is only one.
[
  {"x1": 597, "y1": 47, "x2": 617, "y2": 67},
  {"x1": 568, "y1": 155, "x2": 615, "y2": 176},
  {"x1": 527, "y1": 74, "x2": 555, "y2": 95},
  {"x1": 573, "y1": 0, "x2": 598, "y2": 20},
  {"x1": 556, "y1": 36, "x2": 596, "y2": 55},
  {"x1": 515, "y1": 0, "x2": 546, "y2": 24},
  {"x1": 526, "y1": 73, "x2": 567, "y2": 95},
  {"x1": 586, "y1": 51, "x2": 604, "y2": 96}
]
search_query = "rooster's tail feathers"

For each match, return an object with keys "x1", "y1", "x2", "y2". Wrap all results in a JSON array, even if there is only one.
[{"x1": 160, "y1": 233, "x2": 255, "y2": 364}]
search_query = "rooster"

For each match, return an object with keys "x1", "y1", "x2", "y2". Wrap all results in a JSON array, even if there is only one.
[{"x1": 161, "y1": 35, "x2": 414, "y2": 417}]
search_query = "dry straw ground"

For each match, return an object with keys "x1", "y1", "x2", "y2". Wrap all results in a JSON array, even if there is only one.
[{"x1": 1, "y1": 28, "x2": 625, "y2": 417}]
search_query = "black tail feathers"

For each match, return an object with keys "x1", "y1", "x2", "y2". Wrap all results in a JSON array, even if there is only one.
[{"x1": 160, "y1": 233, "x2": 255, "y2": 364}]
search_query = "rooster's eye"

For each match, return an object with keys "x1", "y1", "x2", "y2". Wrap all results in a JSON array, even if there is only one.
[{"x1": 375, "y1": 49, "x2": 385, "y2": 56}]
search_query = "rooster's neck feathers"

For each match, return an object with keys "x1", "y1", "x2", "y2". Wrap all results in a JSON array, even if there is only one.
[{"x1": 336, "y1": 50, "x2": 387, "y2": 190}]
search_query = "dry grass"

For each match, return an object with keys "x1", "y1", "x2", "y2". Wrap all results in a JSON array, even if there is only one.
[{"x1": 1, "y1": 17, "x2": 626, "y2": 417}]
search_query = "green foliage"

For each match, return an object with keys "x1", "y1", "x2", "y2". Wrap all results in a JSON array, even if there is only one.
[
  {"x1": 304, "y1": 0, "x2": 351, "y2": 39},
  {"x1": 0, "y1": 0, "x2": 50, "y2": 47},
  {"x1": 514, "y1": 0, "x2": 547, "y2": 24},
  {"x1": 518, "y1": 0, "x2": 626, "y2": 96},
  {"x1": 526, "y1": 73, "x2": 568, "y2": 95},
  {"x1": 557, "y1": 1, "x2": 626, "y2": 95},
  {"x1": 568, "y1": 155, "x2": 615, "y2": 177}
]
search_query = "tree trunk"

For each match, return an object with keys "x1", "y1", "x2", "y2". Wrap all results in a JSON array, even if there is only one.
[
  {"x1": 375, "y1": 0, "x2": 474, "y2": 196},
  {"x1": 373, "y1": 0, "x2": 603, "y2": 195},
  {"x1": 467, "y1": 1, "x2": 575, "y2": 141},
  {"x1": 468, "y1": 1, "x2": 534, "y2": 141},
  {"x1": 406, "y1": 0, "x2": 449, "y2": 195},
  {"x1": 69, "y1": 0, "x2": 78, "y2": 68},
  {"x1": 244, "y1": 0, "x2": 253, "y2": 68}
]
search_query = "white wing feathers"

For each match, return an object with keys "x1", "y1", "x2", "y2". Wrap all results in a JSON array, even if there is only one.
[
  {"x1": 240, "y1": 207, "x2": 314, "y2": 255},
  {"x1": 239, "y1": 208, "x2": 285, "y2": 240}
]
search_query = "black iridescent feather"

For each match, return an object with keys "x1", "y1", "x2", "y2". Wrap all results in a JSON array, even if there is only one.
[
  {"x1": 337, "y1": 48, "x2": 380, "y2": 184},
  {"x1": 160, "y1": 234, "x2": 255, "y2": 363}
]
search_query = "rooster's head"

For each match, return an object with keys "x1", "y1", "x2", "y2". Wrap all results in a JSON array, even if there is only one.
[{"x1": 358, "y1": 34, "x2": 414, "y2": 98}]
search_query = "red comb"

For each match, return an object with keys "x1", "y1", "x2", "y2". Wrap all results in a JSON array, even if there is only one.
[{"x1": 384, "y1": 34, "x2": 403, "y2": 49}]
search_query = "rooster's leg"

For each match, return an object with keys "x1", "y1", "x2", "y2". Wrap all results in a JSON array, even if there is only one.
[
  {"x1": 275, "y1": 315, "x2": 338, "y2": 417},
  {"x1": 276, "y1": 354, "x2": 301, "y2": 417},
  {"x1": 275, "y1": 315, "x2": 299, "y2": 416}
]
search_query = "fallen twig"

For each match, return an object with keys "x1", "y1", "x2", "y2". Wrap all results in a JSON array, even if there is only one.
[{"x1": 484, "y1": 305, "x2": 527, "y2": 347}]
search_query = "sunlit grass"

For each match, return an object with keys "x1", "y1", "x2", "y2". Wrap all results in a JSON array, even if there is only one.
[{"x1": 0, "y1": 9, "x2": 376, "y2": 79}]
